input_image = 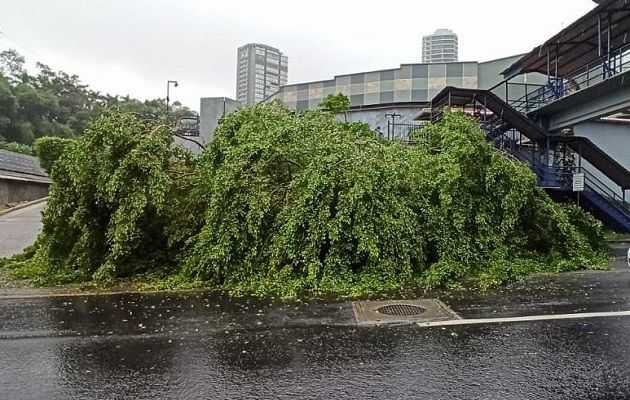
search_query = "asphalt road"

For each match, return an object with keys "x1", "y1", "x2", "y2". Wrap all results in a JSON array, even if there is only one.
[
  {"x1": 0, "y1": 202, "x2": 45, "y2": 258},
  {"x1": 1, "y1": 263, "x2": 630, "y2": 400}
]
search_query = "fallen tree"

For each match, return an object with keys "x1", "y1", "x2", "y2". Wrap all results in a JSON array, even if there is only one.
[{"x1": 2, "y1": 104, "x2": 608, "y2": 296}]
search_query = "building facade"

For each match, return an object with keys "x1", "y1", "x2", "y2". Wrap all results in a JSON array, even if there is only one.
[
  {"x1": 236, "y1": 43, "x2": 288, "y2": 106},
  {"x1": 422, "y1": 29, "x2": 458, "y2": 63},
  {"x1": 266, "y1": 55, "x2": 534, "y2": 112},
  {"x1": 264, "y1": 55, "x2": 543, "y2": 138}
]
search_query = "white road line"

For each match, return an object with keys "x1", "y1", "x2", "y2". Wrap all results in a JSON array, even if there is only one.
[{"x1": 417, "y1": 310, "x2": 630, "y2": 327}]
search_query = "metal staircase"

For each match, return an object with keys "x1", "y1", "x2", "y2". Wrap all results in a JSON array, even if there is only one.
[{"x1": 430, "y1": 86, "x2": 630, "y2": 232}]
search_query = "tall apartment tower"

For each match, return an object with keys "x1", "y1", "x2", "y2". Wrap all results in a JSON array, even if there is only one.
[
  {"x1": 422, "y1": 29, "x2": 458, "y2": 63},
  {"x1": 236, "y1": 43, "x2": 288, "y2": 106}
]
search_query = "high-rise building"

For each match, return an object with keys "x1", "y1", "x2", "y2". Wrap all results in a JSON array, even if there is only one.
[
  {"x1": 236, "y1": 43, "x2": 288, "y2": 106},
  {"x1": 422, "y1": 29, "x2": 458, "y2": 63}
]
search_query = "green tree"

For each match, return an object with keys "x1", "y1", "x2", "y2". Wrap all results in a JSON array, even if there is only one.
[
  {"x1": 0, "y1": 49, "x2": 26, "y2": 83},
  {"x1": 0, "y1": 74, "x2": 17, "y2": 138},
  {"x1": 0, "y1": 49, "x2": 195, "y2": 146},
  {"x1": 319, "y1": 92, "x2": 350, "y2": 122},
  {"x1": 179, "y1": 104, "x2": 606, "y2": 295},
  {"x1": 0, "y1": 140, "x2": 35, "y2": 155},
  {"x1": 25, "y1": 112, "x2": 188, "y2": 283}
]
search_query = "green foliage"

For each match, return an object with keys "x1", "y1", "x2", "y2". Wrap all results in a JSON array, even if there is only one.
[
  {"x1": 4, "y1": 105, "x2": 609, "y2": 297},
  {"x1": 177, "y1": 105, "x2": 607, "y2": 296},
  {"x1": 23, "y1": 112, "x2": 189, "y2": 283},
  {"x1": 0, "y1": 140, "x2": 35, "y2": 155},
  {"x1": 319, "y1": 93, "x2": 350, "y2": 121},
  {"x1": 0, "y1": 49, "x2": 196, "y2": 145},
  {"x1": 0, "y1": 50, "x2": 26, "y2": 83},
  {"x1": 182, "y1": 103, "x2": 423, "y2": 296},
  {"x1": 34, "y1": 136, "x2": 75, "y2": 173}
]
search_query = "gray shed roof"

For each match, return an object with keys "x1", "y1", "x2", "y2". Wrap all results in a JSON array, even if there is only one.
[{"x1": 0, "y1": 149, "x2": 50, "y2": 183}]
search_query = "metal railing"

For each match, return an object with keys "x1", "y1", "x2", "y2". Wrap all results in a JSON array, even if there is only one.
[
  {"x1": 430, "y1": 94, "x2": 453, "y2": 123},
  {"x1": 386, "y1": 122, "x2": 425, "y2": 143},
  {"x1": 508, "y1": 42, "x2": 630, "y2": 113},
  {"x1": 493, "y1": 132, "x2": 630, "y2": 223},
  {"x1": 579, "y1": 167, "x2": 630, "y2": 217},
  {"x1": 537, "y1": 166, "x2": 630, "y2": 224}
]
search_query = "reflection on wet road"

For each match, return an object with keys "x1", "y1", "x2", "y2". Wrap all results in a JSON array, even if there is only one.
[{"x1": 2, "y1": 291, "x2": 630, "y2": 399}]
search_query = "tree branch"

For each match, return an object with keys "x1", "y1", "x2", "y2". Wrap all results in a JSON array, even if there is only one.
[{"x1": 174, "y1": 132, "x2": 206, "y2": 150}]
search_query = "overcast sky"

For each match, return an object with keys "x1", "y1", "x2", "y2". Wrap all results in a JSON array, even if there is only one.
[{"x1": 0, "y1": 0, "x2": 597, "y2": 110}]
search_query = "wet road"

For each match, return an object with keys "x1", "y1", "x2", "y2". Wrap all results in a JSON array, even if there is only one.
[
  {"x1": 2, "y1": 206, "x2": 630, "y2": 399},
  {"x1": 3, "y1": 263, "x2": 630, "y2": 400},
  {"x1": 0, "y1": 202, "x2": 45, "y2": 257}
]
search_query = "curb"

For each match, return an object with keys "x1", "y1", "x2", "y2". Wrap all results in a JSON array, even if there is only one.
[
  {"x1": 0, "y1": 286, "x2": 211, "y2": 300},
  {"x1": 0, "y1": 197, "x2": 49, "y2": 216}
]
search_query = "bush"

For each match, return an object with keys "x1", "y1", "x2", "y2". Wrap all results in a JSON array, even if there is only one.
[
  {"x1": 34, "y1": 136, "x2": 76, "y2": 173},
  {"x1": 0, "y1": 140, "x2": 35, "y2": 156}
]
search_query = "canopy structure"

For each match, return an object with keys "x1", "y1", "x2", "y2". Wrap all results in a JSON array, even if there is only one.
[{"x1": 502, "y1": 0, "x2": 630, "y2": 78}]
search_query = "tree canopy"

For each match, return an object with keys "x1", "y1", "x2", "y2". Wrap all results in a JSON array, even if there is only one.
[
  {"x1": 0, "y1": 49, "x2": 196, "y2": 145},
  {"x1": 2, "y1": 102, "x2": 608, "y2": 297}
]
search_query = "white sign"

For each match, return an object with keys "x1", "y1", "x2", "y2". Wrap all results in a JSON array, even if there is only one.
[{"x1": 572, "y1": 173, "x2": 585, "y2": 192}]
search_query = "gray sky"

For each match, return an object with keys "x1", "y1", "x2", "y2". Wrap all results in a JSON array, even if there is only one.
[{"x1": 0, "y1": 0, "x2": 597, "y2": 111}]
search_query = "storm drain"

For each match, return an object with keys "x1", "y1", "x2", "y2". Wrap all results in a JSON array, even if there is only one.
[
  {"x1": 352, "y1": 299, "x2": 460, "y2": 326},
  {"x1": 376, "y1": 304, "x2": 426, "y2": 316}
]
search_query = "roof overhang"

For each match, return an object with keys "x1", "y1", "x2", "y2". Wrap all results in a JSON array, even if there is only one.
[
  {"x1": 502, "y1": 0, "x2": 630, "y2": 78},
  {"x1": 0, "y1": 169, "x2": 51, "y2": 184}
]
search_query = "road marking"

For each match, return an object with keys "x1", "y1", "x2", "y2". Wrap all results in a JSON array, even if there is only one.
[{"x1": 416, "y1": 310, "x2": 630, "y2": 327}]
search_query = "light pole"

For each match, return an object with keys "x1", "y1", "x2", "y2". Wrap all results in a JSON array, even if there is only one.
[
  {"x1": 166, "y1": 80, "x2": 178, "y2": 124},
  {"x1": 385, "y1": 113, "x2": 402, "y2": 140}
]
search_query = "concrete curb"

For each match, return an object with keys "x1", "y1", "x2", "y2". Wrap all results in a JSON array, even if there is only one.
[
  {"x1": 0, "y1": 197, "x2": 49, "y2": 216},
  {"x1": 608, "y1": 239, "x2": 630, "y2": 243},
  {"x1": 0, "y1": 287, "x2": 206, "y2": 300}
]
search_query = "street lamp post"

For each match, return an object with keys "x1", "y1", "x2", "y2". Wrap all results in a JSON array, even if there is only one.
[
  {"x1": 385, "y1": 113, "x2": 402, "y2": 141},
  {"x1": 166, "y1": 80, "x2": 178, "y2": 124}
]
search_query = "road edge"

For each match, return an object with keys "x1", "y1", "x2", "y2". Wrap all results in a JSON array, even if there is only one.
[{"x1": 0, "y1": 197, "x2": 48, "y2": 216}]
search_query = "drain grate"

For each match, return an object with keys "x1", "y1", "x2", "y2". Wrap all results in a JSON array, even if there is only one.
[
  {"x1": 376, "y1": 304, "x2": 426, "y2": 316},
  {"x1": 352, "y1": 299, "x2": 460, "y2": 326}
]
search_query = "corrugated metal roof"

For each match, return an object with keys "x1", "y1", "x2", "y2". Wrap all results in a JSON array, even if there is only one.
[
  {"x1": 0, "y1": 149, "x2": 48, "y2": 179},
  {"x1": 502, "y1": 0, "x2": 630, "y2": 77},
  {"x1": 0, "y1": 170, "x2": 51, "y2": 184}
]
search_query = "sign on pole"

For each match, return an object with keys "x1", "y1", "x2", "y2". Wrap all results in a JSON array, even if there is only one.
[{"x1": 572, "y1": 173, "x2": 585, "y2": 192}]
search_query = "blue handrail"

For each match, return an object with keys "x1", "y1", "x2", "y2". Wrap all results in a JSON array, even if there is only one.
[
  {"x1": 509, "y1": 42, "x2": 630, "y2": 113},
  {"x1": 493, "y1": 133, "x2": 630, "y2": 225}
]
